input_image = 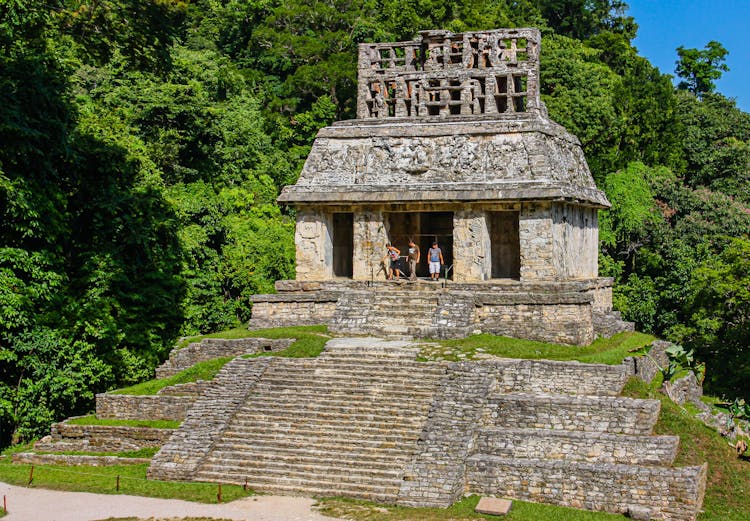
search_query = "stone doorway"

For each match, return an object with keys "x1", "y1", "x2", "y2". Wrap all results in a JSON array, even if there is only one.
[
  {"x1": 488, "y1": 211, "x2": 520, "y2": 279},
  {"x1": 332, "y1": 213, "x2": 353, "y2": 277},
  {"x1": 386, "y1": 211, "x2": 454, "y2": 278}
]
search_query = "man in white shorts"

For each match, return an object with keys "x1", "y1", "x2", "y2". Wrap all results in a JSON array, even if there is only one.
[{"x1": 427, "y1": 241, "x2": 444, "y2": 280}]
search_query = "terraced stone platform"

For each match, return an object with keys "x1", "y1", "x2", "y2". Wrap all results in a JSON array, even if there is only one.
[{"x1": 147, "y1": 337, "x2": 706, "y2": 521}]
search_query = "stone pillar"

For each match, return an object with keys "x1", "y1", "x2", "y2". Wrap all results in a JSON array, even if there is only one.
[
  {"x1": 353, "y1": 210, "x2": 389, "y2": 281},
  {"x1": 295, "y1": 208, "x2": 332, "y2": 281},
  {"x1": 453, "y1": 209, "x2": 491, "y2": 282},
  {"x1": 519, "y1": 202, "x2": 557, "y2": 281},
  {"x1": 551, "y1": 204, "x2": 599, "y2": 279}
]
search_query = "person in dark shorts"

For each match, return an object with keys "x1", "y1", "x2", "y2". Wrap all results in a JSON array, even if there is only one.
[{"x1": 386, "y1": 243, "x2": 401, "y2": 279}]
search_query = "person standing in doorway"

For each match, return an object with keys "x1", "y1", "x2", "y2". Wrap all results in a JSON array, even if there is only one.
[
  {"x1": 427, "y1": 241, "x2": 444, "y2": 281},
  {"x1": 407, "y1": 238, "x2": 420, "y2": 280},
  {"x1": 386, "y1": 243, "x2": 401, "y2": 279}
]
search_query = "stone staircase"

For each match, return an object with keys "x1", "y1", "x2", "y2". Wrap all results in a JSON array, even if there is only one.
[
  {"x1": 188, "y1": 339, "x2": 448, "y2": 502},
  {"x1": 141, "y1": 337, "x2": 706, "y2": 520},
  {"x1": 331, "y1": 290, "x2": 474, "y2": 339}
]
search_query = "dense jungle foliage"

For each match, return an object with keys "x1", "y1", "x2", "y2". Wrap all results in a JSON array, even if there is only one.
[{"x1": 1, "y1": 0, "x2": 748, "y2": 447}]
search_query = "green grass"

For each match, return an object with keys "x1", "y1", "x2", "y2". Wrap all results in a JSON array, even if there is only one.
[
  {"x1": 66, "y1": 416, "x2": 180, "y2": 429},
  {"x1": 622, "y1": 378, "x2": 750, "y2": 521},
  {"x1": 0, "y1": 456, "x2": 252, "y2": 504},
  {"x1": 108, "y1": 326, "x2": 332, "y2": 396},
  {"x1": 177, "y1": 325, "x2": 329, "y2": 349},
  {"x1": 318, "y1": 494, "x2": 628, "y2": 520},
  {"x1": 111, "y1": 357, "x2": 235, "y2": 395},
  {"x1": 36, "y1": 447, "x2": 159, "y2": 458},
  {"x1": 423, "y1": 331, "x2": 655, "y2": 364}
]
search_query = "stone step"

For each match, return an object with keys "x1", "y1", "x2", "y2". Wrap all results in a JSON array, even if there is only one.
[
  {"x1": 193, "y1": 470, "x2": 399, "y2": 503},
  {"x1": 196, "y1": 462, "x2": 403, "y2": 486},
  {"x1": 466, "y1": 455, "x2": 707, "y2": 521},
  {"x1": 244, "y1": 393, "x2": 430, "y2": 415},
  {"x1": 215, "y1": 437, "x2": 415, "y2": 455},
  {"x1": 222, "y1": 425, "x2": 421, "y2": 443},
  {"x1": 204, "y1": 449, "x2": 411, "y2": 472},
  {"x1": 475, "y1": 427, "x2": 679, "y2": 466},
  {"x1": 253, "y1": 377, "x2": 443, "y2": 393},
  {"x1": 228, "y1": 410, "x2": 427, "y2": 428},
  {"x1": 485, "y1": 393, "x2": 660, "y2": 435},
  {"x1": 262, "y1": 363, "x2": 446, "y2": 378},
  {"x1": 246, "y1": 386, "x2": 437, "y2": 401}
]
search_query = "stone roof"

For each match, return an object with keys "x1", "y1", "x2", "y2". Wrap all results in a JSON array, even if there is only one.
[{"x1": 279, "y1": 28, "x2": 609, "y2": 208}]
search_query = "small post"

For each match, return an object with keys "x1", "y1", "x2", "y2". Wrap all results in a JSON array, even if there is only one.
[
  {"x1": 217, "y1": 483, "x2": 222, "y2": 503},
  {"x1": 3, "y1": 494, "x2": 7, "y2": 514},
  {"x1": 28, "y1": 465, "x2": 34, "y2": 485},
  {"x1": 116, "y1": 475, "x2": 120, "y2": 491}
]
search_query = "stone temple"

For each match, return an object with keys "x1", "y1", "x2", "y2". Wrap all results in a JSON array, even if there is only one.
[{"x1": 251, "y1": 28, "x2": 629, "y2": 344}]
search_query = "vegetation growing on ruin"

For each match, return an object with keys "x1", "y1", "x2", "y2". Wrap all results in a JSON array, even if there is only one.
[
  {"x1": 424, "y1": 331, "x2": 655, "y2": 364},
  {"x1": 2, "y1": 0, "x2": 748, "y2": 446},
  {"x1": 65, "y1": 417, "x2": 180, "y2": 429}
]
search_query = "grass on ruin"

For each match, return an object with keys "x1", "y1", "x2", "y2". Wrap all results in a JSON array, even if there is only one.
[
  {"x1": 622, "y1": 377, "x2": 750, "y2": 521},
  {"x1": 0, "y1": 456, "x2": 252, "y2": 504},
  {"x1": 65, "y1": 416, "x2": 180, "y2": 429},
  {"x1": 317, "y1": 494, "x2": 629, "y2": 521},
  {"x1": 176, "y1": 324, "x2": 330, "y2": 350},
  {"x1": 111, "y1": 356, "x2": 235, "y2": 395},
  {"x1": 109, "y1": 326, "x2": 331, "y2": 396},
  {"x1": 36, "y1": 447, "x2": 159, "y2": 458},
  {"x1": 424, "y1": 331, "x2": 655, "y2": 364}
]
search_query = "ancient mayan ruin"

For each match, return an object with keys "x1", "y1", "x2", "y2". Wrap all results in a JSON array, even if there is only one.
[{"x1": 250, "y1": 28, "x2": 631, "y2": 344}]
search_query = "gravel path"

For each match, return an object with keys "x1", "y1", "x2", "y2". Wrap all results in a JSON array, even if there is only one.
[{"x1": 0, "y1": 482, "x2": 339, "y2": 521}]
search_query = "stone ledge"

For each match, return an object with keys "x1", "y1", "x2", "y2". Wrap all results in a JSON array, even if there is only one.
[
  {"x1": 279, "y1": 183, "x2": 609, "y2": 207},
  {"x1": 96, "y1": 394, "x2": 193, "y2": 421},
  {"x1": 12, "y1": 452, "x2": 151, "y2": 466}
]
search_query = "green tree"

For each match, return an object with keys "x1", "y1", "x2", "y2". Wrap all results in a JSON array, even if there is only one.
[{"x1": 675, "y1": 40, "x2": 729, "y2": 97}]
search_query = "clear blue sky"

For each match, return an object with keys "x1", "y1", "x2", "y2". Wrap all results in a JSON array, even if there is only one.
[{"x1": 627, "y1": 0, "x2": 749, "y2": 112}]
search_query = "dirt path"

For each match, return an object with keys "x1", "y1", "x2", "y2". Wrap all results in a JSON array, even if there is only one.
[{"x1": 0, "y1": 482, "x2": 339, "y2": 521}]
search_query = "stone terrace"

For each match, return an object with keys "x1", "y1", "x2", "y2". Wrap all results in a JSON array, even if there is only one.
[{"x1": 147, "y1": 337, "x2": 705, "y2": 521}]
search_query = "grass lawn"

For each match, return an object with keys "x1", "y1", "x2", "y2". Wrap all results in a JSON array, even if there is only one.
[
  {"x1": 422, "y1": 331, "x2": 655, "y2": 364},
  {"x1": 0, "y1": 457, "x2": 251, "y2": 504},
  {"x1": 111, "y1": 357, "x2": 235, "y2": 395}
]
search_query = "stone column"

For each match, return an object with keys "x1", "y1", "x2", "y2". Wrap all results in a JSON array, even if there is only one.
[
  {"x1": 519, "y1": 202, "x2": 557, "y2": 281},
  {"x1": 295, "y1": 208, "x2": 333, "y2": 281},
  {"x1": 551, "y1": 204, "x2": 599, "y2": 279},
  {"x1": 453, "y1": 209, "x2": 491, "y2": 282},
  {"x1": 352, "y1": 209, "x2": 389, "y2": 281}
]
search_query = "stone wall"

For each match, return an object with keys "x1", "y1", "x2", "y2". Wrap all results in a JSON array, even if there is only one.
[
  {"x1": 474, "y1": 302, "x2": 594, "y2": 345},
  {"x1": 295, "y1": 209, "x2": 332, "y2": 280},
  {"x1": 484, "y1": 394, "x2": 660, "y2": 435},
  {"x1": 249, "y1": 293, "x2": 338, "y2": 328},
  {"x1": 474, "y1": 427, "x2": 679, "y2": 465},
  {"x1": 490, "y1": 359, "x2": 627, "y2": 396},
  {"x1": 452, "y1": 208, "x2": 491, "y2": 282},
  {"x1": 96, "y1": 394, "x2": 193, "y2": 421},
  {"x1": 156, "y1": 337, "x2": 293, "y2": 378},
  {"x1": 466, "y1": 457, "x2": 707, "y2": 521}
]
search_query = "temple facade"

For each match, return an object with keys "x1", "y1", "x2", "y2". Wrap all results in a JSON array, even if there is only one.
[{"x1": 250, "y1": 28, "x2": 631, "y2": 345}]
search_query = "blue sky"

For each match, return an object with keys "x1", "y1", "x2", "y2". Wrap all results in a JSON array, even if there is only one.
[{"x1": 627, "y1": 0, "x2": 749, "y2": 112}]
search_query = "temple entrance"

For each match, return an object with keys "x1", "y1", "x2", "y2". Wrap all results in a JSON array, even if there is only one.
[
  {"x1": 386, "y1": 211, "x2": 453, "y2": 278},
  {"x1": 332, "y1": 213, "x2": 353, "y2": 277},
  {"x1": 488, "y1": 211, "x2": 520, "y2": 279}
]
